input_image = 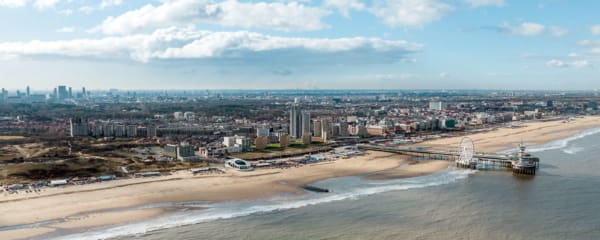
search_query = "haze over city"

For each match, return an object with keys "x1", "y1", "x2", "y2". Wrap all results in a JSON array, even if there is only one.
[{"x1": 1, "y1": 0, "x2": 599, "y2": 90}]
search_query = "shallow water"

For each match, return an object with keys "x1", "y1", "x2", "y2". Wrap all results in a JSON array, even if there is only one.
[{"x1": 46, "y1": 128, "x2": 600, "y2": 240}]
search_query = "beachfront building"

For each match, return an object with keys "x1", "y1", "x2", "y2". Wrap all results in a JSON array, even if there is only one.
[
  {"x1": 279, "y1": 133, "x2": 289, "y2": 148},
  {"x1": 163, "y1": 142, "x2": 200, "y2": 161},
  {"x1": 302, "y1": 133, "x2": 312, "y2": 145},
  {"x1": 225, "y1": 158, "x2": 254, "y2": 171},
  {"x1": 255, "y1": 136, "x2": 268, "y2": 150},
  {"x1": 223, "y1": 135, "x2": 252, "y2": 153},
  {"x1": 313, "y1": 119, "x2": 322, "y2": 137}
]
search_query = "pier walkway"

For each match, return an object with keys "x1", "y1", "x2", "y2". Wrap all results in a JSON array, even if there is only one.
[{"x1": 357, "y1": 144, "x2": 539, "y2": 175}]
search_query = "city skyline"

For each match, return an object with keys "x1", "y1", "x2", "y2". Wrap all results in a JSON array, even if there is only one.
[{"x1": 1, "y1": 0, "x2": 600, "y2": 90}]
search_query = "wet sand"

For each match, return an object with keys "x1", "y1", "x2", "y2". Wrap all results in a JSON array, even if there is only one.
[{"x1": 365, "y1": 160, "x2": 453, "y2": 180}]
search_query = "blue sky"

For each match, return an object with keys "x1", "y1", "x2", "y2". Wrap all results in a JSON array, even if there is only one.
[{"x1": 0, "y1": 0, "x2": 599, "y2": 90}]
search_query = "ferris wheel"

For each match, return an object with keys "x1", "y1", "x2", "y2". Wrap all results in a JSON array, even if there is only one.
[{"x1": 459, "y1": 137, "x2": 474, "y2": 165}]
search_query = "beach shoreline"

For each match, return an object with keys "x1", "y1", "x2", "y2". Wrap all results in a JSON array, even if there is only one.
[{"x1": 1, "y1": 116, "x2": 600, "y2": 240}]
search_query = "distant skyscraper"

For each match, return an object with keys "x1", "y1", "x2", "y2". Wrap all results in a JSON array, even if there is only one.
[
  {"x1": 57, "y1": 86, "x2": 68, "y2": 99},
  {"x1": 82, "y1": 87, "x2": 86, "y2": 97},
  {"x1": 26, "y1": 86, "x2": 30, "y2": 97},
  {"x1": 289, "y1": 104, "x2": 312, "y2": 139},
  {"x1": 68, "y1": 87, "x2": 73, "y2": 98},
  {"x1": 1, "y1": 88, "x2": 7, "y2": 101}
]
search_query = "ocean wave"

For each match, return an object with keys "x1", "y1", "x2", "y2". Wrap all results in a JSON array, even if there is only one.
[
  {"x1": 49, "y1": 168, "x2": 474, "y2": 240},
  {"x1": 562, "y1": 146, "x2": 584, "y2": 155},
  {"x1": 526, "y1": 127, "x2": 600, "y2": 153}
]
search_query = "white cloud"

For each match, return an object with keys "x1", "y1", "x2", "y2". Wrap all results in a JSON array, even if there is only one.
[
  {"x1": 462, "y1": 0, "x2": 505, "y2": 7},
  {"x1": 370, "y1": 0, "x2": 453, "y2": 27},
  {"x1": 100, "y1": 0, "x2": 122, "y2": 9},
  {"x1": 0, "y1": 0, "x2": 26, "y2": 8},
  {"x1": 372, "y1": 73, "x2": 416, "y2": 81},
  {"x1": 92, "y1": 0, "x2": 219, "y2": 34},
  {"x1": 546, "y1": 59, "x2": 592, "y2": 68},
  {"x1": 501, "y1": 22, "x2": 545, "y2": 36},
  {"x1": 590, "y1": 25, "x2": 600, "y2": 35},
  {"x1": 216, "y1": 1, "x2": 330, "y2": 31},
  {"x1": 324, "y1": 0, "x2": 364, "y2": 17},
  {"x1": 577, "y1": 39, "x2": 600, "y2": 55},
  {"x1": 439, "y1": 72, "x2": 448, "y2": 78},
  {"x1": 58, "y1": 8, "x2": 73, "y2": 16},
  {"x1": 545, "y1": 59, "x2": 568, "y2": 68},
  {"x1": 577, "y1": 40, "x2": 595, "y2": 47},
  {"x1": 550, "y1": 26, "x2": 568, "y2": 37},
  {"x1": 55, "y1": 26, "x2": 75, "y2": 33},
  {"x1": 78, "y1": 5, "x2": 95, "y2": 14},
  {"x1": 0, "y1": 27, "x2": 421, "y2": 63},
  {"x1": 34, "y1": 0, "x2": 60, "y2": 10},
  {"x1": 93, "y1": 0, "x2": 330, "y2": 35},
  {"x1": 571, "y1": 60, "x2": 592, "y2": 68},
  {"x1": 374, "y1": 74, "x2": 395, "y2": 80}
]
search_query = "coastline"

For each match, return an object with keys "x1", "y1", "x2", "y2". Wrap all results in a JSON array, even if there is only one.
[
  {"x1": 1, "y1": 116, "x2": 599, "y2": 240},
  {"x1": 416, "y1": 116, "x2": 600, "y2": 153},
  {"x1": 1, "y1": 150, "x2": 420, "y2": 240}
]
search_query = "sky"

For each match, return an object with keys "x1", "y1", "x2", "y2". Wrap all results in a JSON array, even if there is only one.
[{"x1": 0, "y1": 0, "x2": 599, "y2": 91}]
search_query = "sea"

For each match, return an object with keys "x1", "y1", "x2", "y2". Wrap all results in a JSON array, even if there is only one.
[{"x1": 46, "y1": 128, "x2": 600, "y2": 240}]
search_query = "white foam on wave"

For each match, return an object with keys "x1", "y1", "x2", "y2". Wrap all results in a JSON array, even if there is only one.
[
  {"x1": 49, "y1": 168, "x2": 474, "y2": 240},
  {"x1": 526, "y1": 127, "x2": 600, "y2": 153},
  {"x1": 562, "y1": 146, "x2": 584, "y2": 155}
]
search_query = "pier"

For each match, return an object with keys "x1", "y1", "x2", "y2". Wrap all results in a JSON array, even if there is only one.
[{"x1": 357, "y1": 139, "x2": 540, "y2": 175}]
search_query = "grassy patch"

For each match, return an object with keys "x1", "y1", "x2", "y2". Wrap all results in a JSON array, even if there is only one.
[{"x1": 231, "y1": 144, "x2": 331, "y2": 160}]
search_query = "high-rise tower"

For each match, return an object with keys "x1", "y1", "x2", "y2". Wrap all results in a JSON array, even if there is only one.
[{"x1": 289, "y1": 104, "x2": 301, "y2": 139}]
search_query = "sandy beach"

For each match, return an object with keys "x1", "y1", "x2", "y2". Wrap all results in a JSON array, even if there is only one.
[
  {"x1": 417, "y1": 116, "x2": 600, "y2": 153},
  {"x1": 0, "y1": 150, "x2": 423, "y2": 239},
  {"x1": 1, "y1": 116, "x2": 599, "y2": 240}
]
